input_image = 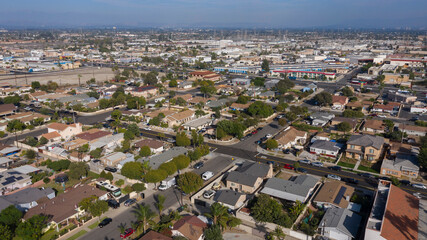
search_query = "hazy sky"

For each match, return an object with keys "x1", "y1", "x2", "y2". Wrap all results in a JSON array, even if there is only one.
[{"x1": 0, "y1": 0, "x2": 426, "y2": 28}]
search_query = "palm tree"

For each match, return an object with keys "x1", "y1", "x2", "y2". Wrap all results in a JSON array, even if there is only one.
[
  {"x1": 132, "y1": 204, "x2": 156, "y2": 234},
  {"x1": 204, "y1": 203, "x2": 229, "y2": 230},
  {"x1": 289, "y1": 200, "x2": 305, "y2": 217},
  {"x1": 270, "y1": 226, "x2": 286, "y2": 240},
  {"x1": 154, "y1": 194, "x2": 166, "y2": 216},
  {"x1": 118, "y1": 222, "x2": 127, "y2": 234}
]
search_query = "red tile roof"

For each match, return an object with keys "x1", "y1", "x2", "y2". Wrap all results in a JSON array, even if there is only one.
[{"x1": 381, "y1": 185, "x2": 419, "y2": 240}]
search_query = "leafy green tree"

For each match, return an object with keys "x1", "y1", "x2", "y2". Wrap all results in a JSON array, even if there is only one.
[
  {"x1": 111, "y1": 110, "x2": 122, "y2": 120},
  {"x1": 276, "y1": 78, "x2": 295, "y2": 94},
  {"x1": 144, "y1": 170, "x2": 168, "y2": 184},
  {"x1": 285, "y1": 112, "x2": 297, "y2": 121},
  {"x1": 25, "y1": 150, "x2": 36, "y2": 159},
  {"x1": 251, "y1": 77, "x2": 265, "y2": 87},
  {"x1": 39, "y1": 136, "x2": 48, "y2": 145},
  {"x1": 47, "y1": 159, "x2": 71, "y2": 171},
  {"x1": 26, "y1": 137, "x2": 38, "y2": 147},
  {"x1": 0, "y1": 205, "x2": 23, "y2": 229},
  {"x1": 132, "y1": 204, "x2": 156, "y2": 234},
  {"x1": 31, "y1": 81, "x2": 41, "y2": 89},
  {"x1": 15, "y1": 215, "x2": 47, "y2": 240},
  {"x1": 0, "y1": 224, "x2": 13, "y2": 240},
  {"x1": 128, "y1": 123, "x2": 140, "y2": 137},
  {"x1": 90, "y1": 148, "x2": 102, "y2": 159},
  {"x1": 313, "y1": 92, "x2": 332, "y2": 106},
  {"x1": 248, "y1": 101, "x2": 274, "y2": 118},
  {"x1": 169, "y1": 79, "x2": 178, "y2": 87},
  {"x1": 236, "y1": 95, "x2": 251, "y2": 104},
  {"x1": 336, "y1": 122, "x2": 352, "y2": 132},
  {"x1": 204, "y1": 225, "x2": 224, "y2": 240},
  {"x1": 172, "y1": 155, "x2": 190, "y2": 170},
  {"x1": 342, "y1": 109, "x2": 365, "y2": 118},
  {"x1": 88, "y1": 200, "x2": 109, "y2": 221},
  {"x1": 7, "y1": 120, "x2": 25, "y2": 133},
  {"x1": 176, "y1": 132, "x2": 191, "y2": 146},
  {"x1": 127, "y1": 98, "x2": 138, "y2": 109},
  {"x1": 132, "y1": 183, "x2": 146, "y2": 192},
  {"x1": 121, "y1": 162, "x2": 144, "y2": 180},
  {"x1": 261, "y1": 59, "x2": 270, "y2": 72},
  {"x1": 205, "y1": 203, "x2": 229, "y2": 229},
  {"x1": 177, "y1": 172, "x2": 203, "y2": 194},
  {"x1": 79, "y1": 195, "x2": 98, "y2": 212},
  {"x1": 139, "y1": 146, "x2": 151, "y2": 157},
  {"x1": 159, "y1": 161, "x2": 177, "y2": 176},
  {"x1": 266, "y1": 139, "x2": 278, "y2": 149},
  {"x1": 341, "y1": 87, "x2": 353, "y2": 97},
  {"x1": 68, "y1": 162, "x2": 89, "y2": 179}
]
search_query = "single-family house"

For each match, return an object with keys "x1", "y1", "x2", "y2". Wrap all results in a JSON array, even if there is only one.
[
  {"x1": 274, "y1": 126, "x2": 307, "y2": 150},
  {"x1": 214, "y1": 190, "x2": 246, "y2": 210},
  {"x1": 225, "y1": 171, "x2": 263, "y2": 194},
  {"x1": 313, "y1": 181, "x2": 355, "y2": 209},
  {"x1": 310, "y1": 112, "x2": 335, "y2": 127},
  {"x1": 331, "y1": 117, "x2": 359, "y2": 132},
  {"x1": 332, "y1": 96, "x2": 349, "y2": 110},
  {"x1": 101, "y1": 152, "x2": 127, "y2": 167},
  {"x1": 133, "y1": 139, "x2": 164, "y2": 154},
  {"x1": 0, "y1": 104, "x2": 17, "y2": 117},
  {"x1": 47, "y1": 123, "x2": 83, "y2": 140},
  {"x1": 399, "y1": 124, "x2": 427, "y2": 137},
  {"x1": 140, "y1": 231, "x2": 172, "y2": 240},
  {"x1": 363, "y1": 119, "x2": 386, "y2": 134},
  {"x1": 172, "y1": 215, "x2": 207, "y2": 240},
  {"x1": 318, "y1": 208, "x2": 362, "y2": 240},
  {"x1": 261, "y1": 175, "x2": 319, "y2": 203},
  {"x1": 310, "y1": 140, "x2": 341, "y2": 158},
  {"x1": 345, "y1": 134, "x2": 385, "y2": 162},
  {"x1": 0, "y1": 187, "x2": 55, "y2": 212},
  {"x1": 302, "y1": 83, "x2": 317, "y2": 92},
  {"x1": 144, "y1": 147, "x2": 188, "y2": 169},
  {"x1": 182, "y1": 117, "x2": 213, "y2": 131},
  {"x1": 380, "y1": 153, "x2": 419, "y2": 178},
  {"x1": 0, "y1": 170, "x2": 32, "y2": 195},
  {"x1": 163, "y1": 110, "x2": 195, "y2": 127}
]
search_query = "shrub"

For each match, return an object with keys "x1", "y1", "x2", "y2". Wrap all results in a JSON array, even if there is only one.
[
  {"x1": 132, "y1": 183, "x2": 146, "y2": 192},
  {"x1": 115, "y1": 179, "x2": 125, "y2": 186},
  {"x1": 43, "y1": 177, "x2": 51, "y2": 184}
]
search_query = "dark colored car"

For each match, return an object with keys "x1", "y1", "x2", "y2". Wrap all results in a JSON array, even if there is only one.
[
  {"x1": 283, "y1": 149, "x2": 291, "y2": 154},
  {"x1": 379, "y1": 176, "x2": 391, "y2": 181},
  {"x1": 106, "y1": 199, "x2": 120, "y2": 209},
  {"x1": 98, "y1": 218, "x2": 112, "y2": 228},
  {"x1": 297, "y1": 168, "x2": 307, "y2": 173},
  {"x1": 283, "y1": 164, "x2": 295, "y2": 170},
  {"x1": 124, "y1": 198, "x2": 136, "y2": 207},
  {"x1": 359, "y1": 173, "x2": 375, "y2": 179},
  {"x1": 267, "y1": 161, "x2": 275, "y2": 165},
  {"x1": 328, "y1": 166, "x2": 342, "y2": 171},
  {"x1": 92, "y1": 159, "x2": 101, "y2": 164},
  {"x1": 400, "y1": 180, "x2": 411, "y2": 185},
  {"x1": 104, "y1": 167, "x2": 117, "y2": 173},
  {"x1": 343, "y1": 178, "x2": 359, "y2": 184},
  {"x1": 194, "y1": 162, "x2": 204, "y2": 169},
  {"x1": 120, "y1": 228, "x2": 134, "y2": 239}
]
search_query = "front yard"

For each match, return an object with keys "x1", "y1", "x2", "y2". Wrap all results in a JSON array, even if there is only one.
[
  {"x1": 357, "y1": 160, "x2": 380, "y2": 174},
  {"x1": 338, "y1": 157, "x2": 357, "y2": 169}
]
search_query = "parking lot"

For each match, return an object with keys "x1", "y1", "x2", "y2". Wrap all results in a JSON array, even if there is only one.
[{"x1": 233, "y1": 120, "x2": 286, "y2": 151}]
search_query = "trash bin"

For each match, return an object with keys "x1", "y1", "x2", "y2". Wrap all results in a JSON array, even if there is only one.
[{"x1": 141, "y1": 193, "x2": 145, "y2": 199}]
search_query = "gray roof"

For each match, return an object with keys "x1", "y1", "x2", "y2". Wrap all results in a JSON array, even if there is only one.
[
  {"x1": 381, "y1": 154, "x2": 419, "y2": 172},
  {"x1": 183, "y1": 117, "x2": 213, "y2": 128},
  {"x1": 13, "y1": 165, "x2": 41, "y2": 175},
  {"x1": 310, "y1": 112, "x2": 335, "y2": 120},
  {"x1": 347, "y1": 134, "x2": 384, "y2": 149},
  {"x1": 259, "y1": 91, "x2": 275, "y2": 97},
  {"x1": 261, "y1": 175, "x2": 318, "y2": 199},
  {"x1": 0, "y1": 147, "x2": 20, "y2": 155},
  {"x1": 145, "y1": 147, "x2": 188, "y2": 169},
  {"x1": 2, "y1": 187, "x2": 55, "y2": 205},
  {"x1": 58, "y1": 93, "x2": 90, "y2": 103},
  {"x1": 214, "y1": 190, "x2": 244, "y2": 206},
  {"x1": 207, "y1": 99, "x2": 229, "y2": 108},
  {"x1": 319, "y1": 208, "x2": 362, "y2": 238},
  {"x1": 0, "y1": 170, "x2": 31, "y2": 188},
  {"x1": 237, "y1": 162, "x2": 270, "y2": 178},
  {"x1": 0, "y1": 198, "x2": 12, "y2": 212},
  {"x1": 310, "y1": 140, "x2": 341, "y2": 152},
  {"x1": 0, "y1": 157, "x2": 13, "y2": 165},
  {"x1": 226, "y1": 171, "x2": 259, "y2": 187}
]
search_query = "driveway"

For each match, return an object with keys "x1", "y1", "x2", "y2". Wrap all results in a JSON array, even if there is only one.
[{"x1": 233, "y1": 120, "x2": 285, "y2": 151}]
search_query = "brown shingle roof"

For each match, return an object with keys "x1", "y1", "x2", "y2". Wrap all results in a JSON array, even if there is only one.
[
  {"x1": 313, "y1": 181, "x2": 354, "y2": 209},
  {"x1": 381, "y1": 185, "x2": 419, "y2": 240},
  {"x1": 134, "y1": 139, "x2": 163, "y2": 149},
  {"x1": 274, "y1": 127, "x2": 306, "y2": 146},
  {"x1": 24, "y1": 184, "x2": 106, "y2": 223},
  {"x1": 47, "y1": 122, "x2": 70, "y2": 131},
  {"x1": 363, "y1": 119, "x2": 385, "y2": 131},
  {"x1": 76, "y1": 130, "x2": 112, "y2": 141},
  {"x1": 140, "y1": 231, "x2": 172, "y2": 240},
  {"x1": 41, "y1": 131, "x2": 61, "y2": 140},
  {"x1": 173, "y1": 216, "x2": 207, "y2": 240},
  {"x1": 332, "y1": 95, "x2": 348, "y2": 105},
  {"x1": 0, "y1": 104, "x2": 16, "y2": 114}
]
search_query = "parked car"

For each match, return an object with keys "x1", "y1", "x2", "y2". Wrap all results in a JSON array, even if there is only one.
[
  {"x1": 327, "y1": 174, "x2": 341, "y2": 181},
  {"x1": 265, "y1": 134, "x2": 272, "y2": 138},
  {"x1": 311, "y1": 162, "x2": 324, "y2": 167},
  {"x1": 124, "y1": 198, "x2": 136, "y2": 207},
  {"x1": 328, "y1": 166, "x2": 342, "y2": 171},
  {"x1": 359, "y1": 173, "x2": 375, "y2": 179},
  {"x1": 283, "y1": 164, "x2": 295, "y2": 170},
  {"x1": 106, "y1": 199, "x2": 120, "y2": 209},
  {"x1": 203, "y1": 190, "x2": 216, "y2": 199},
  {"x1": 400, "y1": 180, "x2": 411, "y2": 186},
  {"x1": 343, "y1": 178, "x2": 359, "y2": 184},
  {"x1": 298, "y1": 159, "x2": 311, "y2": 164},
  {"x1": 104, "y1": 167, "x2": 117, "y2": 173},
  {"x1": 92, "y1": 159, "x2": 101, "y2": 164},
  {"x1": 412, "y1": 183, "x2": 427, "y2": 189},
  {"x1": 158, "y1": 177, "x2": 176, "y2": 191},
  {"x1": 194, "y1": 162, "x2": 204, "y2": 169},
  {"x1": 212, "y1": 182, "x2": 221, "y2": 190},
  {"x1": 296, "y1": 168, "x2": 307, "y2": 173},
  {"x1": 251, "y1": 130, "x2": 258, "y2": 134},
  {"x1": 283, "y1": 149, "x2": 291, "y2": 154},
  {"x1": 98, "y1": 218, "x2": 112, "y2": 228},
  {"x1": 143, "y1": 127, "x2": 151, "y2": 130},
  {"x1": 202, "y1": 171, "x2": 214, "y2": 181},
  {"x1": 120, "y1": 228, "x2": 135, "y2": 239}
]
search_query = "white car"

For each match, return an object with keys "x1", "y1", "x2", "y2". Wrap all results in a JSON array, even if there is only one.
[
  {"x1": 265, "y1": 134, "x2": 272, "y2": 138},
  {"x1": 311, "y1": 161, "x2": 324, "y2": 167},
  {"x1": 327, "y1": 174, "x2": 341, "y2": 181},
  {"x1": 298, "y1": 159, "x2": 311, "y2": 164},
  {"x1": 143, "y1": 127, "x2": 151, "y2": 130},
  {"x1": 378, "y1": 115, "x2": 387, "y2": 118},
  {"x1": 412, "y1": 183, "x2": 427, "y2": 189},
  {"x1": 203, "y1": 190, "x2": 216, "y2": 199},
  {"x1": 202, "y1": 171, "x2": 214, "y2": 181}
]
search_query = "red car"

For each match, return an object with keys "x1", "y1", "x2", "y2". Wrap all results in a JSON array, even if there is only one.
[
  {"x1": 120, "y1": 228, "x2": 134, "y2": 239},
  {"x1": 251, "y1": 130, "x2": 258, "y2": 134},
  {"x1": 283, "y1": 164, "x2": 295, "y2": 170}
]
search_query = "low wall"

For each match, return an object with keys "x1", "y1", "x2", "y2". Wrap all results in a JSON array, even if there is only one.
[{"x1": 14, "y1": 141, "x2": 67, "y2": 160}]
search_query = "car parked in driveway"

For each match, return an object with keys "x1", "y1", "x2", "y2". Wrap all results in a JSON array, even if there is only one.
[
  {"x1": 120, "y1": 228, "x2": 134, "y2": 239},
  {"x1": 104, "y1": 166, "x2": 117, "y2": 173},
  {"x1": 106, "y1": 199, "x2": 120, "y2": 209},
  {"x1": 203, "y1": 190, "x2": 216, "y2": 199},
  {"x1": 98, "y1": 218, "x2": 112, "y2": 228},
  {"x1": 311, "y1": 161, "x2": 323, "y2": 167},
  {"x1": 327, "y1": 174, "x2": 341, "y2": 181}
]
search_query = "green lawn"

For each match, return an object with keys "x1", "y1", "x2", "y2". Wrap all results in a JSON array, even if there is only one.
[
  {"x1": 338, "y1": 161, "x2": 355, "y2": 169},
  {"x1": 87, "y1": 171, "x2": 100, "y2": 179},
  {"x1": 41, "y1": 229, "x2": 58, "y2": 240},
  {"x1": 67, "y1": 230, "x2": 87, "y2": 240},
  {"x1": 88, "y1": 218, "x2": 104, "y2": 230},
  {"x1": 358, "y1": 165, "x2": 380, "y2": 173}
]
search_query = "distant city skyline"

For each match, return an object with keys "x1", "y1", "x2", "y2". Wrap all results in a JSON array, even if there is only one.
[{"x1": 1, "y1": 0, "x2": 426, "y2": 29}]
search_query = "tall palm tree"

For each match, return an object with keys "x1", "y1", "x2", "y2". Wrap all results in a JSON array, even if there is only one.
[
  {"x1": 117, "y1": 222, "x2": 127, "y2": 234},
  {"x1": 154, "y1": 194, "x2": 166, "y2": 216},
  {"x1": 132, "y1": 204, "x2": 156, "y2": 234},
  {"x1": 204, "y1": 203, "x2": 229, "y2": 230},
  {"x1": 270, "y1": 226, "x2": 286, "y2": 240}
]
